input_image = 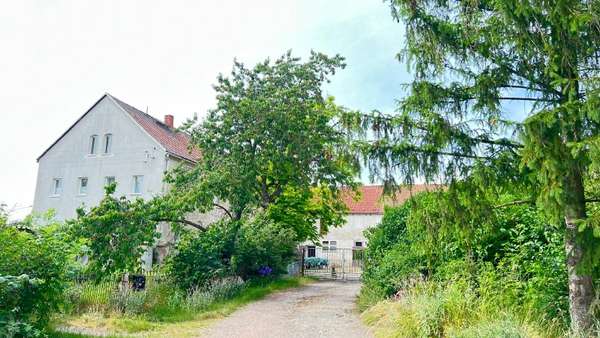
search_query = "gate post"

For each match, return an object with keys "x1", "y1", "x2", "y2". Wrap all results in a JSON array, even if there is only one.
[
  {"x1": 300, "y1": 246, "x2": 305, "y2": 277},
  {"x1": 342, "y1": 249, "x2": 346, "y2": 280}
]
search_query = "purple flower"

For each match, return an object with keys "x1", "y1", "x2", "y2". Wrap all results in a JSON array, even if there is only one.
[{"x1": 258, "y1": 266, "x2": 273, "y2": 277}]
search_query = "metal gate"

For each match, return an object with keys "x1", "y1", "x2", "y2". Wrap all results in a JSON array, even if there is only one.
[{"x1": 300, "y1": 246, "x2": 364, "y2": 280}]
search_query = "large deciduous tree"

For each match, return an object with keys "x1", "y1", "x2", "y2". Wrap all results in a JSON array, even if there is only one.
[
  {"x1": 167, "y1": 51, "x2": 358, "y2": 242},
  {"x1": 71, "y1": 184, "x2": 160, "y2": 279},
  {"x1": 351, "y1": 0, "x2": 600, "y2": 332}
]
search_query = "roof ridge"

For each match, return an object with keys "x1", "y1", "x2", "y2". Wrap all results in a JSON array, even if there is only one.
[
  {"x1": 108, "y1": 94, "x2": 172, "y2": 129},
  {"x1": 108, "y1": 93, "x2": 201, "y2": 163}
]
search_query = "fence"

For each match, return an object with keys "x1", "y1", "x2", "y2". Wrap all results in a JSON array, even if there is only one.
[{"x1": 300, "y1": 246, "x2": 364, "y2": 280}]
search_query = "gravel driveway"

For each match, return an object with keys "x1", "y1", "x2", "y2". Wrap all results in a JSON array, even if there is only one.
[{"x1": 201, "y1": 280, "x2": 373, "y2": 338}]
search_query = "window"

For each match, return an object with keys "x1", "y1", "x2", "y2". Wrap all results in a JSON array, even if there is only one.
[
  {"x1": 103, "y1": 134, "x2": 112, "y2": 154},
  {"x1": 355, "y1": 241, "x2": 363, "y2": 248},
  {"x1": 78, "y1": 177, "x2": 88, "y2": 195},
  {"x1": 89, "y1": 135, "x2": 98, "y2": 155},
  {"x1": 322, "y1": 240, "x2": 337, "y2": 251},
  {"x1": 51, "y1": 178, "x2": 62, "y2": 196},
  {"x1": 132, "y1": 175, "x2": 143, "y2": 194},
  {"x1": 307, "y1": 246, "x2": 316, "y2": 258},
  {"x1": 105, "y1": 176, "x2": 116, "y2": 186}
]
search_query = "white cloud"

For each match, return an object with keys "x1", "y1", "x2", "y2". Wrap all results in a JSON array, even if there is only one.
[{"x1": 0, "y1": 0, "x2": 406, "y2": 219}]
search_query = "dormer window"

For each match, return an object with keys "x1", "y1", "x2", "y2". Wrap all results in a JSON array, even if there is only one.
[
  {"x1": 89, "y1": 135, "x2": 98, "y2": 154},
  {"x1": 103, "y1": 134, "x2": 112, "y2": 154}
]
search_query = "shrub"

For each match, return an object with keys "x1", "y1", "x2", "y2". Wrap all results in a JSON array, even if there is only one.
[
  {"x1": 167, "y1": 213, "x2": 296, "y2": 290},
  {"x1": 362, "y1": 242, "x2": 425, "y2": 299},
  {"x1": 0, "y1": 222, "x2": 75, "y2": 333},
  {"x1": 363, "y1": 203, "x2": 411, "y2": 263},
  {"x1": 360, "y1": 191, "x2": 570, "y2": 335},
  {"x1": 304, "y1": 257, "x2": 328, "y2": 269},
  {"x1": 362, "y1": 201, "x2": 428, "y2": 300},
  {"x1": 0, "y1": 275, "x2": 45, "y2": 337},
  {"x1": 231, "y1": 216, "x2": 297, "y2": 280},
  {"x1": 165, "y1": 220, "x2": 237, "y2": 291}
]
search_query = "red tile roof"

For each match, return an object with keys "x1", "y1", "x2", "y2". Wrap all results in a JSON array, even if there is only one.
[
  {"x1": 109, "y1": 94, "x2": 201, "y2": 162},
  {"x1": 341, "y1": 185, "x2": 440, "y2": 214}
]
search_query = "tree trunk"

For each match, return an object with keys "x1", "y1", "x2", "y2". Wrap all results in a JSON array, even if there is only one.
[{"x1": 564, "y1": 171, "x2": 593, "y2": 333}]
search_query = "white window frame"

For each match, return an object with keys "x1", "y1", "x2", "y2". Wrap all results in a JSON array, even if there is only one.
[
  {"x1": 78, "y1": 177, "x2": 88, "y2": 195},
  {"x1": 322, "y1": 240, "x2": 337, "y2": 251},
  {"x1": 89, "y1": 135, "x2": 98, "y2": 155},
  {"x1": 103, "y1": 133, "x2": 112, "y2": 154},
  {"x1": 132, "y1": 175, "x2": 143, "y2": 194},
  {"x1": 105, "y1": 176, "x2": 116, "y2": 187},
  {"x1": 51, "y1": 178, "x2": 63, "y2": 196}
]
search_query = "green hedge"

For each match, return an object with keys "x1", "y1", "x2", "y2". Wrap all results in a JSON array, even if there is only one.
[{"x1": 0, "y1": 223, "x2": 76, "y2": 335}]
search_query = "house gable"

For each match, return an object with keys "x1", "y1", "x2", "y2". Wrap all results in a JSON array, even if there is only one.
[{"x1": 36, "y1": 93, "x2": 165, "y2": 162}]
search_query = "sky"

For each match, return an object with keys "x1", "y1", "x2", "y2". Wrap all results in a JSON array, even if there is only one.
[{"x1": 0, "y1": 1, "x2": 410, "y2": 219}]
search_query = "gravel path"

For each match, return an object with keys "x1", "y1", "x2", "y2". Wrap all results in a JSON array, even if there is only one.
[{"x1": 201, "y1": 280, "x2": 373, "y2": 338}]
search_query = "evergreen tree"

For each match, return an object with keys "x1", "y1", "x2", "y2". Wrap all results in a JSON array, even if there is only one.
[{"x1": 350, "y1": 0, "x2": 600, "y2": 332}]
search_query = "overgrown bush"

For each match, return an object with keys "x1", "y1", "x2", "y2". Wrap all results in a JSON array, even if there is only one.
[
  {"x1": 167, "y1": 214, "x2": 297, "y2": 290},
  {"x1": 231, "y1": 216, "x2": 296, "y2": 280},
  {"x1": 360, "y1": 191, "x2": 571, "y2": 335},
  {"x1": 361, "y1": 201, "x2": 426, "y2": 305},
  {"x1": 0, "y1": 220, "x2": 76, "y2": 335},
  {"x1": 165, "y1": 220, "x2": 237, "y2": 291},
  {"x1": 0, "y1": 275, "x2": 45, "y2": 337}
]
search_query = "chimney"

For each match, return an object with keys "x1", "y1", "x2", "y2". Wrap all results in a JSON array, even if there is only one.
[{"x1": 164, "y1": 114, "x2": 174, "y2": 128}]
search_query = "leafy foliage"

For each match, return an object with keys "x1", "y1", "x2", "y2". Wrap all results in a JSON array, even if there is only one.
[
  {"x1": 345, "y1": 0, "x2": 600, "y2": 330},
  {"x1": 167, "y1": 213, "x2": 296, "y2": 290},
  {"x1": 0, "y1": 220, "x2": 76, "y2": 334},
  {"x1": 360, "y1": 191, "x2": 569, "y2": 333},
  {"x1": 165, "y1": 220, "x2": 236, "y2": 291},
  {"x1": 265, "y1": 186, "x2": 348, "y2": 242},
  {"x1": 304, "y1": 257, "x2": 328, "y2": 269},
  {"x1": 0, "y1": 204, "x2": 7, "y2": 227},
  {"x1": 166, "y1": 51, "x2": 358, "y2": 241},
  {"x1": 231, "y1": 215, "x2": 296, "y2": 280},
  {"x1": 70, "y1": 184, "x2": 160, "y2": 280}
]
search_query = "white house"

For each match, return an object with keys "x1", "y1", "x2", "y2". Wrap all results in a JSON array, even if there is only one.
[
  {"x1": 303, "y1": 185, "x2": 437, "y2": 278},
  {"x1": 32, "y1": 93, "x2": 209, "y2": 265},
  {"x1": 307, "y1": 184, "x2": 436, "y2": 251},
  {"x1": 32, "y1": 93, "x2": 437, "y2": 272}
]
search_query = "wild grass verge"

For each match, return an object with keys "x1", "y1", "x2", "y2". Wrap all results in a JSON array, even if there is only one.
[
  {"x1": 53, "y1": 276, "x2": 311, "y2": 337},
  {"x1": 359, "y1": 280, "x2": 564, "y2": 338}
]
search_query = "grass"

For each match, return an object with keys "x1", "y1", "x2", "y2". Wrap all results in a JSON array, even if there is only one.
[
  {"x1": 55, "y1": 277, "x2": 311, "y2": 337},
  {"x1": 359, "y1": 281, "x2": 558, "y2": 338},
  {"x1": 48, "y1": 330, "x2": 122, "y2": 338}
]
